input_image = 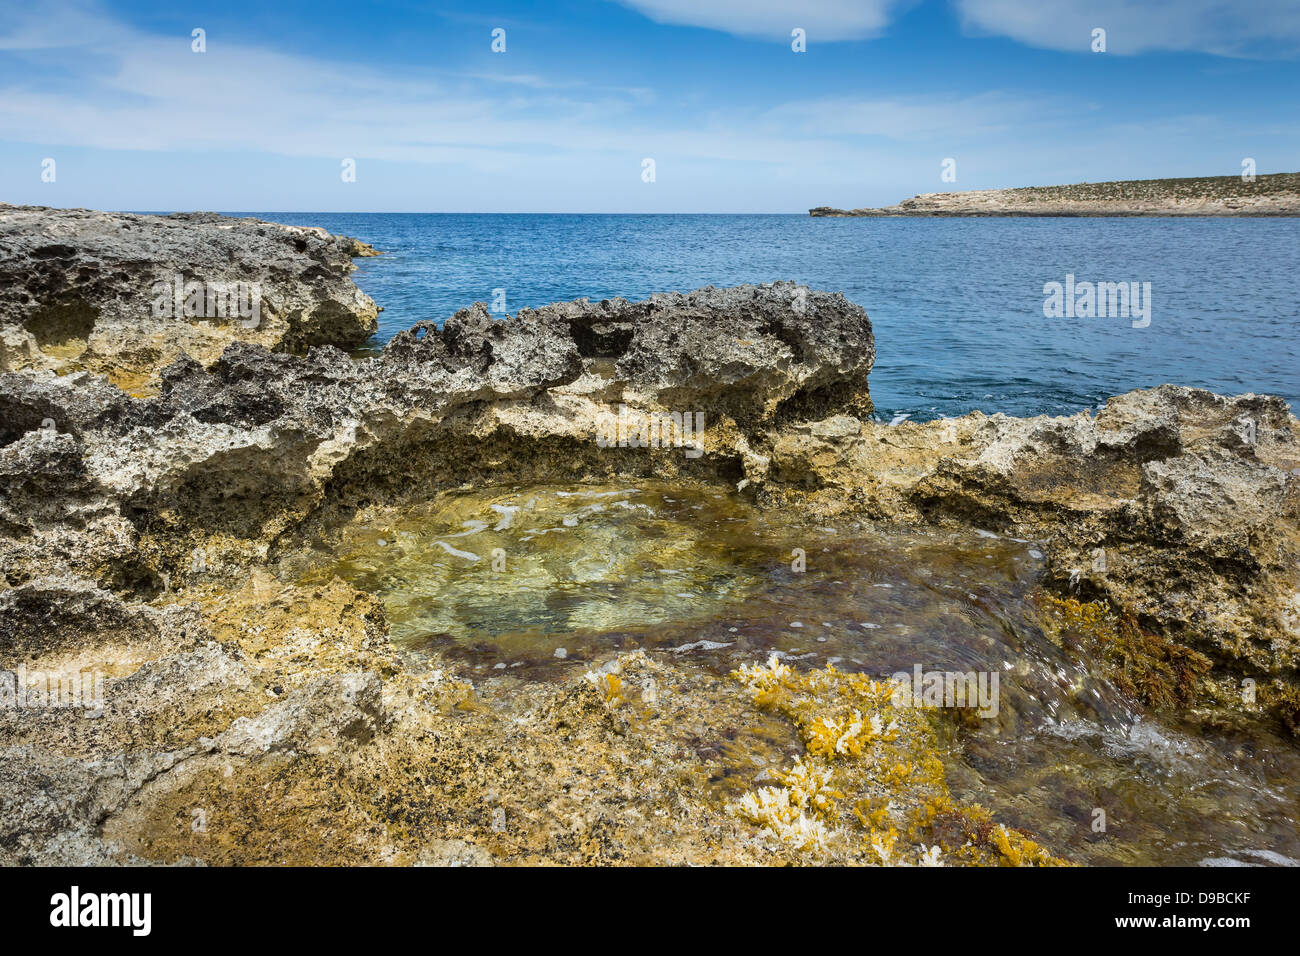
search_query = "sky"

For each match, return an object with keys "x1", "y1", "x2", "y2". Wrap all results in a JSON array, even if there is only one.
[{"x1": 1, "y1": 0, "x2": 1298, "y2": 212}]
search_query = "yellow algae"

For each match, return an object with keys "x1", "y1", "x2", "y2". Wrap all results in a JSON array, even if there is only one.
[
  {"x1": 583, "y1": 669, "x2": 625, "y2": 706},
  {"x1": 729, "y1": 786, "x2": 833, "y2": 852},
  {"x1": 727, "y1": 655, "x2": 1070, "y2": 866}
]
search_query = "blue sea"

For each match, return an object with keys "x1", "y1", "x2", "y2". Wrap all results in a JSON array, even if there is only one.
[{"x1": 240, "y1": 213, "x2": 1300, "y2": 421}]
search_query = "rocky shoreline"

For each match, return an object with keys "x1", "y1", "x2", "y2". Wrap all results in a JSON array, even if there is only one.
[
  {"x1": 811, "y1": 172, "x2": 1300, "y2": 217},
  {"x1": 2, "y1": 206, "x2": 1297, "y2": 866}
]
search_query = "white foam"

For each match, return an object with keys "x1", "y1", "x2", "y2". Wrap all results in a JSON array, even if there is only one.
[
  {"x1": 669, "y1": 640, "x2": 733, "y2": 653},
  {"x1": 490, "y1": 505, "x2": 519, "y2": 530},
  {"x1": 434, "y1": 540, "x2": 481, "y2": 562}
]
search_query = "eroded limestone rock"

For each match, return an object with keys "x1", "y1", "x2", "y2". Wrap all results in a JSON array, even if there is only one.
[
  {"x1": 0, "y1": 206, "x2": 379, "y2": 391},
  {"x1": 2, "y1": 246, "x2": 1298, "y2": 865}
]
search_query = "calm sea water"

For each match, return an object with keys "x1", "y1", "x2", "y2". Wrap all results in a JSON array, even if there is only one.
[{"x1": 240, "y1": 213, "x2": 1299, "y2": 421}]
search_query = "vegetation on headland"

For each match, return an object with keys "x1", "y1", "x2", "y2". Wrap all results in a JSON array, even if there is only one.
[
  {"x1": 1018, "y1": 171, "x2": 1297, "y2": 200},
  {"x1": 811, "y1": 171, "x2": 1300, "y2": 216}
]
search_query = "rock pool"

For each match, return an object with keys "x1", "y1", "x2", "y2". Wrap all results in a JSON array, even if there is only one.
[{"x1": 290, "y1": 480, "x2": 1300, "y2": 866}]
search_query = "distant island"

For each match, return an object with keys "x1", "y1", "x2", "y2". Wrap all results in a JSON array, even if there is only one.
[{"x1": 811, "y1": 171, "x2": 1300, "y2": 217}]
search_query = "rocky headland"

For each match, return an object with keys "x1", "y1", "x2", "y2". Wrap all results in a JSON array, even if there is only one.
[
  {"x1": 811, "y1": 172, "x2": 1300, "y2": 217},
  {"x1": 2, "y1": 207, "x2": 1298, "y2": 866}
]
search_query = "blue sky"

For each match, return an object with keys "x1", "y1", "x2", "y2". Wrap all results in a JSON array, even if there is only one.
[{"x1": 2, "y1": 0, "x2": 1298, "y2": 212}]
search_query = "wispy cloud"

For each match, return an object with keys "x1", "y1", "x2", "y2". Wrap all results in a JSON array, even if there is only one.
[
  {"x1": 0, "y1": 3, "x2": 646, "y2": 163},
  {"x1": 0, "y1": 0, "x2": 1035, "y2": 167},
  {"x1": 954, "y1": 0, "x2": 1300, "y2": 57},
  {"x1": 613, "y1": 0, "x2": 917, "y2": 42},
  {"x1": 2, "y1": 0, "x2": 1293, "y2": 211}
]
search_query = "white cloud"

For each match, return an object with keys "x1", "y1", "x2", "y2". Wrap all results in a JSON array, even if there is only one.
[
  {"x1": 954, "y1": 0, "x2": 1300, "y2": 57},
  {"x1": 0, "y1": 0, "x2": 988, "y2": 170},
  {"x1": 0, "y1": 4, "x2": 645, "y2": 164},
  {"x1": 0, "y1": 0, "x2": 126, "y2": 50},
  {"x1": 3, "y1": 0, "x2": 1293, "y2": 212},
  {"x1": 613, "y1": 0, "x2": 916, "y2": 42}
]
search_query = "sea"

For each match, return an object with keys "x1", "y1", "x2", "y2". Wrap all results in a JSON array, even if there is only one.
[{"x1": 235, "y1": 213, "x2": 1300, "y2": 422}]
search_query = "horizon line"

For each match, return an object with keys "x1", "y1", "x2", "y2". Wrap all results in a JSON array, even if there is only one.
[{"x1": 146, "y1": 210, "x2": 816, "y2": 216}]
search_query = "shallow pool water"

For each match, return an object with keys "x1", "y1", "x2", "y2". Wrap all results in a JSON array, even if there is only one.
[{"x1": 293, "y1": 480, "x2": 1300, "y2": 866}]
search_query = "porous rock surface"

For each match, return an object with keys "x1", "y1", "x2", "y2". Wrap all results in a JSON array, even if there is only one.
[
  {"x1": 1, "y1": 209, "x2": 1297, "y2": 866},
  {"x1": 0, "y1": 205, "x2": 379, "y2": 392}
]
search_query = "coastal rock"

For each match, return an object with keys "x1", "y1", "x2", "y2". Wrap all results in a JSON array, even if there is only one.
[
  {"x1": 811, "y1": 171, "x2": 1300, "y2": 217},
  {"x1": 0, "y1": 280, "x2": 872, "y2": 581},
  {"x1": 771, "y1": 385, "x2": 1300, "y2": 722},
  {"x1": 3, "y1": 278, "x2": 1295, "y2": 736},
  {"x1": 0, "y1": 206, "x2": 379, "y2": 392},
  {"x1": 559, "y1": 284, "x2": 874, "y2": 422},
  {"x1": 2, "y1": 282, "x2": 1296, "y2": 732},
  {"x1": 1, "y1": 207, "x2": 1298, "y2": 864}
]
